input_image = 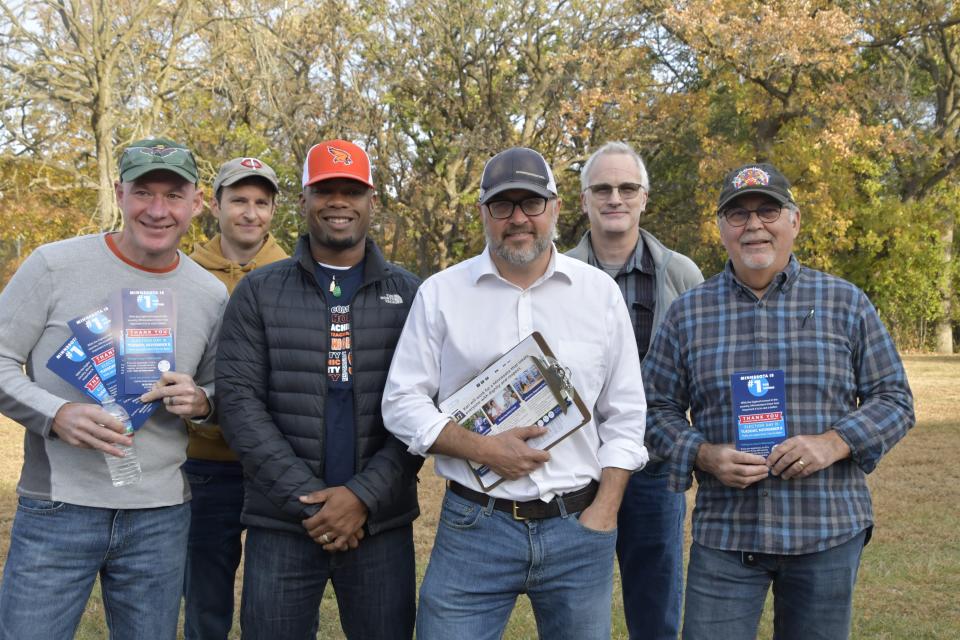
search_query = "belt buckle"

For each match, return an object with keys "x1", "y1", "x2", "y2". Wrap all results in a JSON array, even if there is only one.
[{"x1": 511, "y1": 501, "x2": 528, "y2": 521}]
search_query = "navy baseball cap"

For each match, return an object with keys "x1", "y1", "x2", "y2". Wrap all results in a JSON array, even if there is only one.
[{"x1": 717, "y1": 163, "x2": 795, "y2": 211}]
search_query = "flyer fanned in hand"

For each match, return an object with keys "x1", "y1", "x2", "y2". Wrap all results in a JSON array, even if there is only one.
[{"x1": 439, "y1": 332, "x2": 590, "y2": 491}]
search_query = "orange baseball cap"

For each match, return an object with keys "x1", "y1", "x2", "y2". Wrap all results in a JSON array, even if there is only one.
[{"x1": 301, "y1": 139, "x2": 374, "y2": 188}]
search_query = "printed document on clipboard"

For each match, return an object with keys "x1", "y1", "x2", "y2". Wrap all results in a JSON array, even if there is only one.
[{"x1": 438, "y1": 332, "x2": 591, "y2": 491}]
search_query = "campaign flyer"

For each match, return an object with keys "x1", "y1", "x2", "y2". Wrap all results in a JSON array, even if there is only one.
[
  {"x1": 46, "y1": 337, "x2": 111, "y2": 404},
  {"x1": 69, "y1": 307, "x2": 158, "y2": 430},
  {"x1": 119, "y1": 289, "x2": 176, "y2": 395},
  {"x1": 69, "y1": 307, "x2": 116, "y2": 384},
  {"x1": 730, "y1": 369, "x2": 788, "y2": 458}
]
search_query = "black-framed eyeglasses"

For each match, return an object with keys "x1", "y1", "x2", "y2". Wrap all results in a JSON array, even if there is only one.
[
  {"x1": 583, "y1": 182, "x2": 644, "y2": 200},
  {"x1": 719, "y1": 204, "x2": 784, "y2": 227},
  {"x1": 485, "y1": 196, "x2": 550, "y2": 219}
]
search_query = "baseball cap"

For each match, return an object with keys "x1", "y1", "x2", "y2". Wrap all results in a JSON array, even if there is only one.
[
  {"x1": 479, "y1": 147, "x2": 558, "y2": 204},
  {"x1": 302, "y1": 139, "x2": 374, "y2": 188},
  {"x1": 213, "y1": 157, "x2": 280, "y2": 195},
  {"x1": 717, "y1": 163, "x2": 795, "y2": 211},
  {"x1": 119, "y1": 137, "x2": 199, "y2": 184}
]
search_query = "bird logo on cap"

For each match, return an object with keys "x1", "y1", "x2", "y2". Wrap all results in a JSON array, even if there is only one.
[
  {"x1": 327, "y1": 146, "x2": 353, "y2": 166},
  {"x1": 136, "y1": 145, "x2": 179, "y2": 157},
  {"x1": 240, "y1": 158, "x2": 264, "y2": 169},
  {"x1": 732, "y1": 167, "x2": 770, "y2": 189}
]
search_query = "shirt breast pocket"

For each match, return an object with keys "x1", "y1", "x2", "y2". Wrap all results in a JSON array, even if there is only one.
[{"x1": 554, "y1": 339, "x2": 607, "y2": 397}]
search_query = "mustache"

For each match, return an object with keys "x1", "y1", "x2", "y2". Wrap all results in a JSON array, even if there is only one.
[{"x1": 503, "y1": 224, "x2": 534, "y2": 235}]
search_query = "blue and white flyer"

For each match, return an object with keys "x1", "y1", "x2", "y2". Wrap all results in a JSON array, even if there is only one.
[
  {"x1": 69, "y1": 307, "x2": 116, "y2": 384},
  {"x1": 119, "y1": 289, "x2": 176, "y2": 395},
  {"x1": 46, "y1": 337, "x2": 111, "y2": 404},
  {"x1": 68, "y1": 307, "x2": 158, "y2": 429},
  {"x1": 731, "y1": 369, "x2": 788, "y2": 457}
]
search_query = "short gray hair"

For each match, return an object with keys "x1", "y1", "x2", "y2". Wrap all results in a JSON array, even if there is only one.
[{"x1": 580, "y1": 141, "x2": 650, "y2": 193}]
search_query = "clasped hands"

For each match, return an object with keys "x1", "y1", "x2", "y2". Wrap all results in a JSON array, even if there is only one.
[
  {"x1": 300, "y1": 486, "x2": 369, "y2": 553},
  {"x1": 695, "y1": 431, "x2": 851, "y2": 490}
]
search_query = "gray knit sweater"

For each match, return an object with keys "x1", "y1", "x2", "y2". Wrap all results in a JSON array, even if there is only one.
[{"x1": 0, "y1": 234, "x2": 227, "y2": 508}]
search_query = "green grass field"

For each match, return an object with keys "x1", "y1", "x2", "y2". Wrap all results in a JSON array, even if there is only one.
[{"x1": 0, "y1": 355, "x2": 956, "y2": 639}]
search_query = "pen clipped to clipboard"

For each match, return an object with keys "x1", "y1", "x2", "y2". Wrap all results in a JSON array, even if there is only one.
[{"x1": 438, "y1": 332, "x2": 591, "y2": 491}]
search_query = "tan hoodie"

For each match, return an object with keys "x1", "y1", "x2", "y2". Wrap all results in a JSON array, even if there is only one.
[{"x1": 187, "y1": 233, "x2": 288, "y2": 460}]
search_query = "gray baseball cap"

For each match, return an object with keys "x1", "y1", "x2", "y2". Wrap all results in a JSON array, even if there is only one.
[
  {"x1": 213, "y1": 157, "x2": 280, "y2": 194},
  {"x1": 479, "y1": 147, "x2": 558, "y2": 204}
]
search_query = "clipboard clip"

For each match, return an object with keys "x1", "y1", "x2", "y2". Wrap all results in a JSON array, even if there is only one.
[{"x1": 532, "y1": 355, "x2": 573, "y2": 414}]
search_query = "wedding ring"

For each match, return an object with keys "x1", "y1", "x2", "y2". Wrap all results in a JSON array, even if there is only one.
[
  {"x1": 797, "y1": 459, "x2": 806, "y2": 467},
  {"x1": 320, "y1": 533, "x2": 331, "y2": 544}
]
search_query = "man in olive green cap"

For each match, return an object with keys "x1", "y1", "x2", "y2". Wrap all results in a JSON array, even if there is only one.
[{"x1": 0, "y1": 137, "x2": 227, "y2": 640}]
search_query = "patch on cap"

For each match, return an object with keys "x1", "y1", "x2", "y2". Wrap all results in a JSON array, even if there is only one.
[
  {"x1": 327, "y1": 146, "x2": 353, "y2": 166},
  {"x1": 732, "y1": 167, "x2": 770, "y2": 189}
]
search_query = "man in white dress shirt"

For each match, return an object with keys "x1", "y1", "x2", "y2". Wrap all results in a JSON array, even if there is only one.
[{"x1": 382, "y1": 147, "x2": 648, "y2": 640}]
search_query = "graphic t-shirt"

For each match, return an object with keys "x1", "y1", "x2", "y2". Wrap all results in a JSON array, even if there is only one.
[{"x1": 314, "y1": 259, "x2": 365, "y2": 486}]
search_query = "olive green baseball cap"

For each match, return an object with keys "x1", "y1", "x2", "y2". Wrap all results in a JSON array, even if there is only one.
[{"x1": 119, "y1": 137, "x2": 199, "y2": 184}]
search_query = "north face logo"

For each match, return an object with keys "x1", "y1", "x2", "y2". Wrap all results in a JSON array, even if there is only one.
[{"x1": 380, "y1": 294, "x2": 403, "y2": 304}]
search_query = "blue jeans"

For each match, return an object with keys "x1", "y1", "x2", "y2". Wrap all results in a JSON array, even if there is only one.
[
  {"x1": 0, "y1": 498, "x2": 190, "y2": 640},
  {"x1": 616, "y1": 463, "x2": 685, "y2": 640},
  {"x1": 683, "y1": 529, "x2": 870, "y2": 640},
  {"x1": 240, "y1": 524, "x2": 416, "y2": 640},
  {"x1": 416, "y1": 488, "x2": 618, "y2": 640},
  {"x1": 183, "y1": 462, "x2": 245, "y2": 640}
]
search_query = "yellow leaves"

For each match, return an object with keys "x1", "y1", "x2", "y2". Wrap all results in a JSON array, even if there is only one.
[{"x1": 665, "y1": 0, "x2": 857, "y2": 78}]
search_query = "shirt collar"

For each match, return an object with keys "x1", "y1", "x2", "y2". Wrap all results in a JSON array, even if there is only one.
[
  {"x1": 724, "y1": 254, "x2": 801, "y2": 298},
  {"x1": 584, "y1": 230, "x2": 652, "y2": 275},
  {"x1": 471, "y1": 244, "x2": 572, "y2": 288}
]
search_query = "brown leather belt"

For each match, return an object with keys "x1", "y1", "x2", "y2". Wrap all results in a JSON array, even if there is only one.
[{"x1": 449, "y1": 480, "x2": 599, "y2": 520}]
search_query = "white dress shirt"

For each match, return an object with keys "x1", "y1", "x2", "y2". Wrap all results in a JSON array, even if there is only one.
[{"x1": 382, "y1": 246, "x2": 648, "y2": 502}]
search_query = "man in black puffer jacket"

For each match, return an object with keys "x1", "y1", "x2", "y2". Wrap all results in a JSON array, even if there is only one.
[{"x1": 216, "y1": 139, "x2": 422, "y2": 640}]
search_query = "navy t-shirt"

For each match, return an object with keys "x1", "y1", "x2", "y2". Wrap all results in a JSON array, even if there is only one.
[{"x1": 314, "y1": 259, "x2": 365, "y2": 486}]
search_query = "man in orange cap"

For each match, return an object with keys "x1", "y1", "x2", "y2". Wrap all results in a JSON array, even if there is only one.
[{"x1": 217, "y1": 140, "x2": 423, "y2": 639}]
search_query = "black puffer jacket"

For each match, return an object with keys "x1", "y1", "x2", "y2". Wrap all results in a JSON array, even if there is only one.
[{"x1": 217, "y1": 235, "x2": 423, "y2": 535}]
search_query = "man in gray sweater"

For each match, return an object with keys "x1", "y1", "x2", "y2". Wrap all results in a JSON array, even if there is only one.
[
  {"x1": 567, "y1": 141, "x2": 703, "y2": 640},
  {"x1": 0, "y1": 138, "x2": 227, "y2": 640}
]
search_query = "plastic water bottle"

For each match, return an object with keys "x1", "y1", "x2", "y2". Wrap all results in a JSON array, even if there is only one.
[{"x1": 101, "y1": 400, "x2": 142, "y2": 487}]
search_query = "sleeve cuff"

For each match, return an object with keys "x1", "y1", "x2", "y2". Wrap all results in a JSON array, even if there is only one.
[
  {"x1": 189, "y1": 386, "x2": 216, "y2": 424},
  {"x1": 409, "y1": 415, "x2": 455, "y2": 457},
  {"x1": 597, "y1": 439, "x2": 649, "y2": 472}
]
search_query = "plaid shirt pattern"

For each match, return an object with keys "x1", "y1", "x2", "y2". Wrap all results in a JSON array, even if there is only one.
[
  {"x1": 583, "y1": 235, "x2": 656, "y2": 360},
  {"x1": 643, "y1": 256, "x2": 914, "y2": 554}
]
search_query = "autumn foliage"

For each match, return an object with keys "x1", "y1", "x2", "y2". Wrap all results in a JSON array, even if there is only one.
[{"x1": 1, "y1": 0, "x2": 958, "y2": 350}]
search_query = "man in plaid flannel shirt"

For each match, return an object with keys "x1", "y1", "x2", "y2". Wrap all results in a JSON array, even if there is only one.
[{"x1": 643, "y1": 162, "x2": 914, "y2": 640}]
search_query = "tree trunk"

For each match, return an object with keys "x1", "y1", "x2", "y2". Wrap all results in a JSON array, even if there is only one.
[
  {"x1": 96, "y1": 138, "x2": 118, "y2": 230},
  {"x1": 935, "y1": 214, "x2": 955, "y2": 353}
]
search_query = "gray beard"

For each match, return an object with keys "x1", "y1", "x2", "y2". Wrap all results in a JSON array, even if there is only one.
[{"x1": 485, "y1": 221, "x2": 555, "y2": 265}]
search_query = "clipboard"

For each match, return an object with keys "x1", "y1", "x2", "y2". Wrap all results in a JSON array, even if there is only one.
[{"x1": 438, "y1": 332, "x2": 591, "y2": 491}]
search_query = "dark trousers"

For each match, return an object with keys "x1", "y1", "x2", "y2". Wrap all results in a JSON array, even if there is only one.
[
  {"x1": 240, "y1": 524, "x2": 416, "y2": 640},
  {"x1": 616, "y1": 463, "x2": 686, "y2": 640},
  {"x1": 183, "y1": 462, "x2": 245, "y2": 640}
]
